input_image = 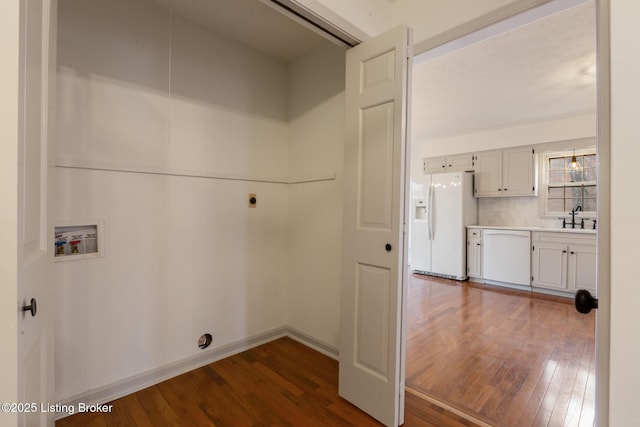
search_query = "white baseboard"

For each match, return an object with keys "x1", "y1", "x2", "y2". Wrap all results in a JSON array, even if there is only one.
[
  {"x1": 55, "y1": 326, "x2": 339, "y2": 420},
  {"x1": 285, "y1": 327, "x2": 339, "y2": 360}
]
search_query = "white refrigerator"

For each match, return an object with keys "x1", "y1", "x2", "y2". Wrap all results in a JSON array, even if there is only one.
[{"x1": 410, "y1": 171, "x2": 477, "y2": 280}]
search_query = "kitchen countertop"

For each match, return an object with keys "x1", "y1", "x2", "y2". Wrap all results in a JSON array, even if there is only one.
[{"x1": 467, "y1": 225, "x2": 597, "y2": 235}]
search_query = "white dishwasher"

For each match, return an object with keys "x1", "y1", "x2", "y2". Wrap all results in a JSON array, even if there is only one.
[{"x1": 482, "y1": 229, "x2": 531, "y2": 286}]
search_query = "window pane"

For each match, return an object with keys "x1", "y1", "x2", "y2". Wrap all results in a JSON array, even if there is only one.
[
  {"x1": 548, "y1": 187, "x2": 564, "y2": 198},
  {"x1": 549, "y1": 158, "x2": 565, "y2": 170},
  {"x1": 549, "y1": 170, "x2": 565, "y2": 184},
  {"x1": 584, "y1": 167, "x2": 597, "y2": 181},
  {"x1": 583, "y1": 154, "x2": 597, "y2": 169},
  {"x1": 583, "y1": 199, "x2": 597, "y2": 211},
  {"x1": 548, "y1": 199, "x2": 564, "y2": 212},
  {"x1": 584, "y1": 185, "x2": 596, "y2": 198},
  {"x1": 565, "y1": 187, "x2": 583, "y2": 198},
  {"x1": 567, "y1": 169, "x2": 583, "y2": 183}
]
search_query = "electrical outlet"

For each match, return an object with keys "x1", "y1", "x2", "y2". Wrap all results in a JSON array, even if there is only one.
[{"x1": 248, "y1": 193, "x2": 257, "y2": 208}]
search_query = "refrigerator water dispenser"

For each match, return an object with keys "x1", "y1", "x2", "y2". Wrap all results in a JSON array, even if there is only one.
[{"x1": 414, "y1": 197, "x2": 427, "y2": 220}]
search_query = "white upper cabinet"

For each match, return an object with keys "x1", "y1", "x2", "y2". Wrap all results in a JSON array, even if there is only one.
[
  {"x1": 474, "y1": 146, "x2": 536, "y2": 197},
  {"x1": 423, "y1": 154, "x2": 474, "y2": 174},
  {"x1": 423, "y1": 157, "x2": 446, "y2": 173},
  {"x1": 474, "y1": 150, "x2": 502, "y2": 197}
]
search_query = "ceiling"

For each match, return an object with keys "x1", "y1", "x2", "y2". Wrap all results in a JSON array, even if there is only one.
[
  {"x1": 143, "y1": 0, "x2": 330, "y2": 62},
  {"x1": 411, "y1": 0, "x2": 597, "y2": 141},
  {"x1": 143, "y1": 0, "x2": 596, "y2": 140}
]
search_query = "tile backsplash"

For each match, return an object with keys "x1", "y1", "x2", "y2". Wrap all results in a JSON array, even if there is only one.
[{"x1": 478, "y1": 197, "x2": 561, "y2": 228}]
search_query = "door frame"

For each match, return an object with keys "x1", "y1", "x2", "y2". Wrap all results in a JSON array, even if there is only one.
[
  {"x1": 411, "y1": 0, "x2": 610, "y2": 424},
  {"x1": 0, "y1": 2, "x2": 23, "y2": 424}
]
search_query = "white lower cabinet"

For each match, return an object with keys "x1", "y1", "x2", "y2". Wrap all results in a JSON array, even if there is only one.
[
  {"x1": 467, "y1": 229, "x2": 482, "y2": 278},
  {"x1": 531, "y1": 241, "x2": 567, "y2": 290},
  {"x1": 531, "y1": 232, "x2": 597, "y2": 295},
  {"x1": 567, "y1": 243, "x2": 597, "y2": 294}
]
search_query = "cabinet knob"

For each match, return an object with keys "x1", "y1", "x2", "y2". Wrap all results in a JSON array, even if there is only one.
[
  {"x1": 574, "y1": 289, "x2": 598, "y2": 314},
  {"x1": 385, "y1": 243, "x2": 392, "y2": 252},
  {"x1": 504, "y1": 188, "x2": 508, "y2": 191}
]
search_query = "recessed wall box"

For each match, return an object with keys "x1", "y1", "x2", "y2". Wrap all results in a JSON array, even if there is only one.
[{"x1": 54, "y1": 222, "x2": 103, "y2": 262}]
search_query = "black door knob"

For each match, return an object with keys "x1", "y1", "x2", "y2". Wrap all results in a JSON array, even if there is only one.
[
  {"x1": 22, "y1": 298, "x2": 37, "y2": 317},
  {"x1": 385, "y1": 243, "x2": 392, "y2": 252},
  {"x1": 574, "y1": 289, "x2": 598, "y2": 314}
]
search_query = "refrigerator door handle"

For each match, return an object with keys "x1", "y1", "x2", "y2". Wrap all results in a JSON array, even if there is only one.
[{"x1": 428, "y1": 184, "x2": 434, "y2": 240}]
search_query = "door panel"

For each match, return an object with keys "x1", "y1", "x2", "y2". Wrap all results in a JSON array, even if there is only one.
[
  {"x1": 341, "y1": 25, "x2": 411, "y2": 427},
  {"x1": 18, "y1": 0, "x2": 56, "y2": 425},
  {"x1": 360, "y1": 102, "x2": 394, "y2": 230},
  {"x1": 355, "y1": 264, "x2": 390, "y2": 378}
]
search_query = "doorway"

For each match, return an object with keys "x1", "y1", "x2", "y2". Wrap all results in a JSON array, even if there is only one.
[{"x1": 405, "y1": 0, "x2": 598, "y2": 425}]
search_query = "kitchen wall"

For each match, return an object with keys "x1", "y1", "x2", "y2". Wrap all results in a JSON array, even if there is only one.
[
  {"x1": 411, "y1": 114, "x2": 597, "y2": 227},
  {"x1": 54, "y1": 0, "x2": 290, "y2": 401}
]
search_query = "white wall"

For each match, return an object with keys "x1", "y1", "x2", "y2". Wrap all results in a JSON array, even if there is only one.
[
  {"x1": 55, "y1": 0, "x2": 289, "y2": 401},
  {"x1": 412, "y1": 113, "x2": 596, "y2": 161},
  {"x1": 286, "y1": 43, "x2": 345, "y2": 349}
]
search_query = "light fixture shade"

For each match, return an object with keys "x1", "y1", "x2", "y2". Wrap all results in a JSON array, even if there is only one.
[{"x1": 570, "y1": 149, "x2": 581, "y2": 170}]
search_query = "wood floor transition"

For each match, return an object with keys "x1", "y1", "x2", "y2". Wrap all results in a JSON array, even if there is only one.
[
  {"x1": 56, "y1": 275, "x2": 594, "y2": 426},
  {"x1": 56, "y1": 337, "x2": 478, "y2": 426}
]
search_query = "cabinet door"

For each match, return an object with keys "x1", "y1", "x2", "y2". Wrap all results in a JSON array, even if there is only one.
[
  {"x1": 423, "y1": 157, "x2": 446, "y2": 174},
  {"x1": 474, "y1": 150, "x2": 502, "y2": 197},
  {"x1": 532, "y1": 241, "x2": 568, "y2": 290},
  {"x1": 568, "y1": 244, "x2": 597, "y2": 295},
  {"x1": 502, "y1": 146, "x2": 535, "y2": 196},
  {"x1": 447, "y1": 154, "x2": 474, "y2": 172},
  {"x1": 467, "y1": 236, "x2": 482, "y2": 277}
]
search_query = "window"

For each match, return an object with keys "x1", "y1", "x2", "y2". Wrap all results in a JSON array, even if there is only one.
[{"x1": 545, "y1": 151, "x2": 596, "y2": 214}]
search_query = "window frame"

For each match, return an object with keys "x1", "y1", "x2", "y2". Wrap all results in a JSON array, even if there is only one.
[{"x1": 541, "y1": 149, "x2": 597, "y2": 217}]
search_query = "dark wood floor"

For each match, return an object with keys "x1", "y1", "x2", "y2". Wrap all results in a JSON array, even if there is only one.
[
  {"x1": 405, "y1": 275, "x2": 596, "y2": 427},
  {"x1": 56, "y1": 337, "x2": 478, "y2": 427}
]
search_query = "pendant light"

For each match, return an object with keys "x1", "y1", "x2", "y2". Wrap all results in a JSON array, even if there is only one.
[{"x1": 570, "y1": 149, "x2": 581, "y2": 170}]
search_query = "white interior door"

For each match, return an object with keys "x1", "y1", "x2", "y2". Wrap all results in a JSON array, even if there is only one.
[
  {"x1": 340, "y1": 25, "x2": 412, "y2": 427},
  {"x1": 17, "y1": 0, "x2": 56, "y2": 425}
]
